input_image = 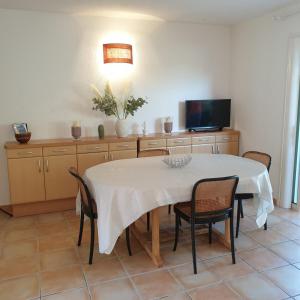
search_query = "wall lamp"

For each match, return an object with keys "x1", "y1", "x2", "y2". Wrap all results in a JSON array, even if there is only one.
[{"x1": 103, "y1": 43, "x2": 133, "y2": 64}]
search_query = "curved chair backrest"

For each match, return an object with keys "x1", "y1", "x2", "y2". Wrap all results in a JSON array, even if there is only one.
[
  {"x1": 192, "y1": 176, "x2": 239, "y2": 216},
  {"x1": 138, "y1": 149, "x2": 170, "y2": 158},
  {"x1": 243, "y1": 151, "x2": 271, "y2": 172},
  {"x1": 68, "y1": 167, "x2": 95, "y2": 217}
]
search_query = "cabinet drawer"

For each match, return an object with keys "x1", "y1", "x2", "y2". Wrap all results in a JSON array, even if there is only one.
[
  {"x1": 216, "y1": 135, "x2": 239, "y2": 143},
  {"x1": 7, "y1": 148, "x2": 43, "y2": 159},
  {"x1": 77, "y1": 143, "x2": 108, "y2": 154},
  {"x1": 109, "y1": 141, "x2": 137, "y2": 151},
  {"x1": 167, "y1": 138, "x2": 191, "y2": 147},
  {"x1": 43, "y1": 146, "x2": 76, "y2": 156},
  {"x1": 168, "y1": 146, "x2": 191, "y2": 155},
  {"x1": 140, "y1": 139, "x2": 166, "y2": 150},
  {"x1": 192, "y1": 136, "x2": 215, "y2": 145}
]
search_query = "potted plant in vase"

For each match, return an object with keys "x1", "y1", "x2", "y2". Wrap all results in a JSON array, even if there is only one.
[{"x1": 92, "y1": 83, "x2": 148, "y2": 137}]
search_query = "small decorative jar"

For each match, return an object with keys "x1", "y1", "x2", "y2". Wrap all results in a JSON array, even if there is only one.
[
  {"x1": 98, "y1": 124, "x2": 104, "y2": 139},
  {"x1": 164, "y1": 117, "x2": 173, "y2": 134},
  {"x1": 71, "y1": 121, "x2": 81, "y2": 140},
  {"x1": 15, "y1": 132, "x2": 31, "y2": 144}
]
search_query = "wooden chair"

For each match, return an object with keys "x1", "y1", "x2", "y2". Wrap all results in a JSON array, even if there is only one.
[
  {"x1": 68, "y1": 167, "x2": 132, "y2": 264},
  {"x1": 173, "y1": 176, "x2": 239, "y2": 274},
  {"x1": 138, "y1": 149, "x2": 170, "y2": 231},
  {"x1": 235, "y1": 151, "x2": 272, "y2": 237}
]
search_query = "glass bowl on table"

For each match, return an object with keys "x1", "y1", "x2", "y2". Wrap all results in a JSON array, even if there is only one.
[{"x1": 162, "y1": 154, "x2": 192, "y2": 168}]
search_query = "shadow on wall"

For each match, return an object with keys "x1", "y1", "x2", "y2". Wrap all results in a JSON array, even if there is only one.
[
  {"x1": 0, "y1": 124, "x2": 12, "y2": 205},
  {"x1": 155, "y1": 118, "x2": 164, "y2": 133},
  {"x1": 178, "y1": 101, "x2": 185, "y2": 130}
]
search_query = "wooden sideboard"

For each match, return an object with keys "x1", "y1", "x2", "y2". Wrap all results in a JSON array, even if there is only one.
[
  {"x1": 139, "y1": 129, "x2": 239, "y2": 156},
  {"x1": 4, "y1": 129, "x2": 239, "y2": 216},
  {"x1": 5, "y1": 136, "x2": 138, "y2": 216}
]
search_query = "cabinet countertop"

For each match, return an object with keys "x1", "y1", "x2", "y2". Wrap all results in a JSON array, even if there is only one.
[{"x1": 5, "y1": 129, "x2": 239, "y2": 149}]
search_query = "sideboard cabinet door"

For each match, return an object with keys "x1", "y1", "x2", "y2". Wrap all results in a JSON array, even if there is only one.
[
  {"x1": 110, "y1": 150, "x2": 137, "y2": 161},
  {"x1": 192, "y1": 144, "x2": 215, "y2": 154},
  {"x1": 77, "y1": 152, "x2": 108, "y2": 175},
  {"x1": 216, "y1": 142, "x2": 239, "y2": 155},
  {"x1": 8, "y1": 157, "x2": 45, "y2": 204},
  {"x1": 44, "y1": 155, "x2": 78, "y2": 201}
]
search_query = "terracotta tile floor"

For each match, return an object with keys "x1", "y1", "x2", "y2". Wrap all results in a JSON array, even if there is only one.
[{"x1": 0, "y1": 203, "x2": 300, "y2": 300}]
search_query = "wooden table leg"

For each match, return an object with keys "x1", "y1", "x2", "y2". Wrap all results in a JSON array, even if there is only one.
[
  {"x1": 151, "y1": 208, "x2": 163, "y2": 267},
  {"x1": 130, "y1": 208, "x2": 163, "y2": 267},
  {"x1": 211, "y1": 219, "x2": 231, "y2": 249}
]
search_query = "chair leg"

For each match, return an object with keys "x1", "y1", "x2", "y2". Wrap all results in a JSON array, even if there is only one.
[
  {"x1": 236, "y1": 199, "x2": 241, "y2": 238},
  {"x1": 230, "y1": 214, "x2": 236, "y2": 264},
  {"x1": 191, "y1": 221, "x2": 197, "y2": 274},
  {"x1": 126, "y1": 227, "x2": 132, "y2": 256},
  {"x1": 168, "y1": 205, "x2": 171, "y2": 214},
  {"x1": 77, "y1": 208, "x2": 84, "y2": 246},
  {"x1": 173, "y1": 214, "x2": 180, "y2": 251},
  {"x1": 208, "y1": 222, "x2": 212, "y2": 244},
  {"x1": 147, "y1": 212, "x2": 150, "y2": 232},
  {"x1": 89, "y1": 218, "x2": 95, "y2": 264},
  {"x1": 264, "y1": 220, "x2": 267, "y2": 230},
  {"x1": 240, "y1": 200, "x2": 244, "y2": 218}
]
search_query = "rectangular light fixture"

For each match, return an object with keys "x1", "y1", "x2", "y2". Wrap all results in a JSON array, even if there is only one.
[{"x1": 103, "y1": 43, "x2": 133, "y2": 64}]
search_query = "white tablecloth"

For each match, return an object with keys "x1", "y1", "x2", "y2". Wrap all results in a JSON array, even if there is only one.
[{"x1": 84, "y1": 154, "x2": 273, "y2": 254}]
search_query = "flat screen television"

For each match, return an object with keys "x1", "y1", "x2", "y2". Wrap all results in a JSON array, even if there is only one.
[{"x1": 185, "y1": 99, "x2": 231, "y2": 132}]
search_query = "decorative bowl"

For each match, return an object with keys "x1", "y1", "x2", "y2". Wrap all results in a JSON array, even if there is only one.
[
  {"x1": 15, "y1": 132, "x2": 31, "y2": 144},
  {"x1": 162, "y1": 154, "x2": 192, "y2": 168}
]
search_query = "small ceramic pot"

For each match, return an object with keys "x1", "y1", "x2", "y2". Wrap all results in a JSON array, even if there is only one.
[
  {"x1": 98, "y1": 124, "x2": 104, "y2": 139},
  {"x1": 164, "y1": 122, "x2": 173, "y2": 134},
  {"x1": 71, "y1": 126, "x2": 81, "y2": 139}
]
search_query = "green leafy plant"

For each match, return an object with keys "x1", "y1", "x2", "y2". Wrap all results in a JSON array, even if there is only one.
[{"x1": 92, "y1": 83, "x2": 148, "y2": 119}]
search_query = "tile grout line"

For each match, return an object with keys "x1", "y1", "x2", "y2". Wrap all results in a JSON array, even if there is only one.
[{"x1": 116, "y1": 254, "x2": 143, "y2": 300}]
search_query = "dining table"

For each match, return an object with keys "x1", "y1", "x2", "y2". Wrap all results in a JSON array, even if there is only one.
[{"x1": 83, "y1": 153, "x2": 273, "y2": 267}]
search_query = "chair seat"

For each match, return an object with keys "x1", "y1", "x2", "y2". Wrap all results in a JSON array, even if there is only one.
[{"x1": 174, "y1": 202, "x2": 229, "y2": 222}]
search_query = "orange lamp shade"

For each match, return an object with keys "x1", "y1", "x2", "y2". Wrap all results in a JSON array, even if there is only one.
[{"x1": 103, "y1": 43, "x2": 133, "y2": 64}]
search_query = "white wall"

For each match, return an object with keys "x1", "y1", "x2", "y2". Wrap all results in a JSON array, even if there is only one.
[
  {"x1": 0, "y1": 9, "x2": 231, "y2": 205},
  {"x1": 232, "y1": 10, "x2": 300, "y2": 204}
]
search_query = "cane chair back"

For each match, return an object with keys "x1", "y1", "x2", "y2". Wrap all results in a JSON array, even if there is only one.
[
  {"x1": 192, "y1": 176, "x2": 239, "y2": 216},
  {"x1": 69, "y1": 167, "x2": 95, "y2": 217},
  {"x1": 138, "y1": 149, "x2": 170, "y2": 158},
  {"x1": 243, "y1": 151, "x2": 271, "y2": 171}
]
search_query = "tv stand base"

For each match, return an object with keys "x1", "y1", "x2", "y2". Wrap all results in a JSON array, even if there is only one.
[{"x1": 188, "y1": 127, "x2": 222, "y2": 133}]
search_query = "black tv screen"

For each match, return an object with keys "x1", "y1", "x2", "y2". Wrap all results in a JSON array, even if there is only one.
[{"x1": 185, "y1": 99, "x2": 231, "y2": 131}]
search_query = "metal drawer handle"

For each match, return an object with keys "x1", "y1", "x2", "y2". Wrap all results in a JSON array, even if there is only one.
[
  {"x1": 148, "y1": 142, "x2": 158, "y2": 145},
  {"x1": 45, "y1": 159, "x2": 49, "y2": 172},
  {"x1": 87, "y1": 146, "x2": 102, "y2": 150},
  {"x1": 200, "y1": 138, "x2": 209, "y2": 141},
  {"x1": 222, "y1": 137, "x2": 230, "y2": 141},
  {"x1": 174, "y1": 140, "x2": 184, "y2": 143},
  {"x1": 52, "y1": 149, "x2": 68, "y2": 153},
  {"x1": 18, "y1": 151, "x2": 33, "y2": 155},
  {"x1": 118, "y1": 144, "x2": 129, "y2": 148},
  {"x1": 38, "y1": 159, "x2": 42, "y2": 172}
]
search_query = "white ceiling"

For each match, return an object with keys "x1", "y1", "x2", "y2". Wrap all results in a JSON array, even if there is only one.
[{"x1": 0, "y1": 0, "x2": 298, "y2": 24}]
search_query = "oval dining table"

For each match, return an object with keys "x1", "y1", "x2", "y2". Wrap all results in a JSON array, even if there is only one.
[{"x1": 84, "y1": 153, "x2": 273, "y2": 267}]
